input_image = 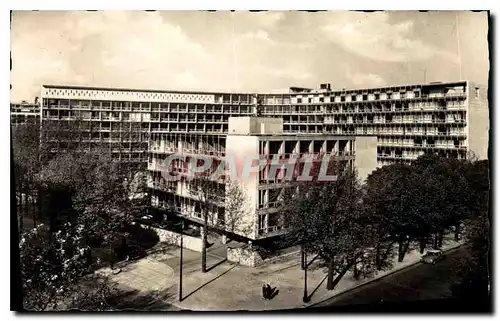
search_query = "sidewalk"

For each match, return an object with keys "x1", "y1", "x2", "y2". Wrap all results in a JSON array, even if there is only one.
[{"x1": 97, "y1": 234, "x2": 464, "y2": 311}]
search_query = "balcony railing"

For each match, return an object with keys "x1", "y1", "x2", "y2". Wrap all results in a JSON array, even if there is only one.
[{"x1": 259, "y1": 151, "x2": 355, "y2": 162}]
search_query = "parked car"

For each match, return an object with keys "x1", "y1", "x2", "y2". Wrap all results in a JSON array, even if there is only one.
[{"x1": 421, "y1": 249, "x2": 445, "y2": 264}]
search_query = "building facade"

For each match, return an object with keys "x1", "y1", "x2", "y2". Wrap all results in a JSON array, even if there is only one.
[
  {"x1": 39, "y1": 80, "x2": 488, "y2": 167},
  {"x1": 148, "y1": 117, "x2": 377, "y2": 241},
  {"x1": 11, "y1": 101, "x2": 40, "y2": 126},
  {"x1": 259, "y1": 81, "x2": 489, "y2": 165},
  {"x1": 36, "y1": 80, "x2": 489, "y2": 241}
]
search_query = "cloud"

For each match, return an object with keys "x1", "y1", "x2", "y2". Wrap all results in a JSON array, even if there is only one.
[
  {"x1": 321, "y1": 12, "x2": 458, "y2": 63},
  {"x1": 349, "y1": 72, "x2": 386, "y2": 87},
  {"x1": 242, "y1": 29, "x2": 272, "y2": 42},
  {"x1": 344, "y1": 65, "x2": 386, "y2": 87},
  {"x1": 11, "y1": 11, "x2": 238, "y2": 100},
  {"x1": 10, "y1": 11, "x2": 487, "y2": 101},
  {"x1": 250, "y1": 11, "x2": 284, "y2": 29},
  {"x1": 257, "y1": 66, "x2": 312, "y2": 81}
]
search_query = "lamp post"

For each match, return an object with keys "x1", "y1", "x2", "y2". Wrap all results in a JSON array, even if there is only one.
[
  {"x1": 302, "y1": 249, "x2": 310, "y2": 303},
  {"x1": 300, "y1": 245, "x2": 305, "y2": 270},
  {"x1": 179, "y1": 220, "x2": 184, "y2": 302}
]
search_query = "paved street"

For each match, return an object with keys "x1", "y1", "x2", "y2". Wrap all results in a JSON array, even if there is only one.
[
  {"x1": 311, "y1": 247, "x2": 469, "y2": 309},
  {"x1": 103, "y1": 239, "x2": 463, "y2": 311}
]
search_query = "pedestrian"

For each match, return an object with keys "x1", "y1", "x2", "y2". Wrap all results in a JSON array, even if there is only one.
[
  {"x1": 262, "y1": 284, "x2": 267, "y2": 300},
  {"x1": 265, "y1": 283, "x2": 272, "y2": 298}
]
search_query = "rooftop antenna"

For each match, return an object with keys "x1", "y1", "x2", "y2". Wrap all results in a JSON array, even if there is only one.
[{"x1": 455, "y1": 12, "x2": 463, "y2": 80}]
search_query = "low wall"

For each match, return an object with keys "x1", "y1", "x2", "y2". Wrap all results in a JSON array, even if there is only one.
[
  {"x1": 139, "y1": 224, "x2": 203, "y2": 252},
  {"x1": 227, "y1": 246, "x2": 264, "y2": 267}
]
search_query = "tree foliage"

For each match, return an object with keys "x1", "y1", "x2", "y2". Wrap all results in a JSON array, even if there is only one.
[
  {"x1": 284, "y1": 152, "x2": 490, "y2": 293},
  {"x1": 14, "y1": 121, "x2": 152, "y2": 310},
  {"x1": 282, "y1": 165, "x2": 369, "y2": 290},
  {"x1": 189, "y1": 174, "x2": 250, "y2": 272},
  {"x1": 20, "y1": 223, "x2": 114, "y2": 311}
]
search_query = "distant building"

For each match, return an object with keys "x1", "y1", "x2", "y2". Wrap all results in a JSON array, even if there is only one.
[{"x1": 10, "y1": 101, "x2": 40, "y2": 126}]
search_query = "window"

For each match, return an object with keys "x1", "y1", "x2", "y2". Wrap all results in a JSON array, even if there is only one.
[
  {"x1": 258, "y1": 190, "x2": 266, "y2": 208},
  {"x1": 258, "y1": 215, "x2": 266, "y2": 230},
  {"x1": 297, "y1": 98, "x2": 302, "y2": 104},
  {"x1": 475, "y1": 87, "x2": 480, "y2": 99},
  {"x1": 319, "y1": 97, "x2": 324, "y2": 103}
]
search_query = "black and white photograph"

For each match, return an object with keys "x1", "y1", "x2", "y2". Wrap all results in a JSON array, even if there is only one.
[{"x1": 10, "y1": 9, "x2": 491, "y2": 313}]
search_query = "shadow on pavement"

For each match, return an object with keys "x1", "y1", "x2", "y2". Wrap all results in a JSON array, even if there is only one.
[
  {"x1": 206, "y1": 258, "x2": 228, "y2": 272},
  {"x1": 306, "y1": 274, "x2": 328, "y2": 301},
  {"x1": 182, "y1": 264, "x2": 238, "y2": 301},
  {"x1": 106, "y1": 286, "x2": 179, "y2": 311}
]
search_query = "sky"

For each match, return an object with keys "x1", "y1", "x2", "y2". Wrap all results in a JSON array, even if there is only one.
[{"x1": 10, "y1": 11, "x2": 489, "y2": 102}]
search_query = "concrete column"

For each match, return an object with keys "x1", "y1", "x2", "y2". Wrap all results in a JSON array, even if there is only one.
[{"x1": 221, "y1": 234, "x2": 227, "y2": 244}]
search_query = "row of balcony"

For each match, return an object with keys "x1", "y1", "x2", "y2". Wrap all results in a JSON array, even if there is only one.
[
  {"x1": 326, "y1": 105, "x2": 466, "y2": 114},
  {"x1": 323, "y1": 127, "x2": 466, "y2": 135},
  {"x1": 263, "y1": 92, "x2": 466, "y2": 106},
  {"x1": 378, "y1": 143, "x2": 467, "y2": 150},
  {"x1": 259, "y1": 151, "x2": 355, "y2": 161},
  {"x1": 325, "y1": 119, "x2": 466, "y2": 125},
  {"x1": 284, "y1": 120, "x2": 324, "y2": 124},
  {"x1": 150, "y1": 128, "x2": 227, "y2": 134},
  {"x1": 47, "y1": 104, "x2": 150, "y2": 111},
  {"x1": 148, "y1": 164, "x2": 227, "y2": 181},
  {"x1": 46, "y1": 102, "x2": 252, "y2": 110},
  {"x1": 149, "y1": 147, "x2": 226, "y2": 157},
  {"x1": 261, "y1": 104, "x2": 467, "y2": 115},
  {"x1": 44, "y1": 115, "x2": 466, "y2": 128},
  {"x1": 149, "y1": 118, "x2": 228, "y2": 123},
  {"x1": 258, "y1": 225, "x2": 284, "y2": 236}
]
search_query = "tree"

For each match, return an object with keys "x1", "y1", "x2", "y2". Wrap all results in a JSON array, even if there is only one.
[
  {"x1": 283, "y1": 165, "x2": 370, "y2": 290},
  {"x1": 20, "y1": 223, "x2": 114, "y2": 311},
  {"x1": 72, "y1": 152, "x2": 149, "y2": 269},
  {"x1": 363, "y1": 163, "x2": 419, "y2": 263},
  {"x1": 15, "y1": 118, "x2": 153, "y2": 309},
  {"x1": 448, "y1": 158, "x2": 490, "y2": 302},
  {"x1": 219, "y1": 180, "x2": 253, "y2": 240},
  {"x1": 410, "y1": 154, "x2": 477, "y2": 249},
  {"x1": 189, "y1": 174, "x2": 221, "y2": 273},
  {"x1": 23, "y1": 140, "x2": 149, "y2": 275},
  {"x1": 451, "y1": 192, "x2": 490, "y2": 300},
  {"x1": 362, "y1": 166, "x2": 398, "y2": 270},
  {"x1": 12, "y1": 122, "x2": 42, "y2": 229},
  {"x1": 189, "y1": 174, "x2": 250, "y2": 273}
]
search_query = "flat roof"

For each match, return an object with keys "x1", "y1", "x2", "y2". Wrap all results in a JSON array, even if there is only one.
[
  {"x1": 42, "y1": 84, "x2": 256, "y2": 96},
  {"x1": 41, "y1": 80, "x2": 472, "y2": 97}
]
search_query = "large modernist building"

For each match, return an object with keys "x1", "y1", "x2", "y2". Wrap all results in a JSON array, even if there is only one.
[
  {"x1": 39, "y1": 80, "x2": 488, "y2": 166},
  {"x1": 36, "y1": 80, "x2": 489, "y2": 241}
]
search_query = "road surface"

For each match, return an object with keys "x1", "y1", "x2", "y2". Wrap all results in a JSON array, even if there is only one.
[{"x1": 310, "y1": 247, "x2": 487, "y2": 311}]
